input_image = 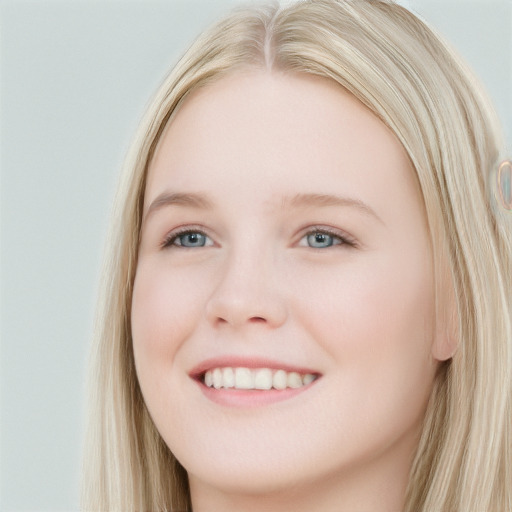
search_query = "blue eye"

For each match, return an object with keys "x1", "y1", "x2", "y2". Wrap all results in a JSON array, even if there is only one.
[
  {"x1": 307, "y1": 232, "x2": 338, "y2": 248},
  {"x1": 163, "y1": 230, "x2": 213, "y2": 248},
  {"x1": 163, "y1": 227, "x2": 354, "y2": 249},
  {"x1": 178, "y1": 232, "x2": 207, "y2": 247},
  {"x1": 299, "y1": 228, "x2": 354, "y2": 249}
]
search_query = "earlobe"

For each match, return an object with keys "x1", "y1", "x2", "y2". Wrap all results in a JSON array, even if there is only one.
[
  {"x1": 432, "y1": 320, "x2": 459, "y2": 361},
  {"x1": 431, "y1": 266, "x2": 460, "y2": 362}
]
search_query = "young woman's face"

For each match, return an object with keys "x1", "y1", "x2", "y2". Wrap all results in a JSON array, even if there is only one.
[{"x1": 132, "y1": 71, "x2": 446, "y2": 503}]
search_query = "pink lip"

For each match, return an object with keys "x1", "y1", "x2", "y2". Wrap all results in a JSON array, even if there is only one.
[
  {"x1": 188, "y1": 355, "x2": 321, "y2": 408},
  {"x1": 197, "y1": 384, "x2": 317, "y2": 407},
  {"x1": 188, "y1": 355, "x2": 320, "y2": 379}
]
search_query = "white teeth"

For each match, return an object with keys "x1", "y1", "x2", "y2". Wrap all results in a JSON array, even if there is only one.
[
  {"x1": 202, "y1": 367, "x2": 317, "y2": 390},
  {"x1": 212, "y1": 368, "x2": 222, "y2": 389},
  {"x1": 302, "y1": 373, "x2": 315, "y2": 385},
  {"x1": 273, "y1": 369, "x2": 287, "y2": 390},
  {"x1": 222, "y1": 367, "x2": 235, "y2": 388},
  {"x1": 254, "y1": 368, "x2": 273, "y2": 390},
  {"x1": 287, "y1": 372, "x2": 302, "y2": 389},
  {"x1": 235, "y1": 367, "x2": 254, "y2": 389}
]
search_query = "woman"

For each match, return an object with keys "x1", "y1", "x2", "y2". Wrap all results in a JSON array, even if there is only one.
[{"x1": 81, "y1": 1, "x2": 512, "y2": 511}]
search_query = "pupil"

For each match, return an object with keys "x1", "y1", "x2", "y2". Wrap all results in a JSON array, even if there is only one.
[
  {"x1": 180, "y1": 232, "x2": 204, "y2": 247},
  {"x1": 308, "y1": 232, "x2": 332, "y2": 248}
]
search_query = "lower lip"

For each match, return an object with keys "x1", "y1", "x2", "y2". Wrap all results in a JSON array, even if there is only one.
[{"x1": 195, "y1": 380, "x2": 318, "y2": 407}]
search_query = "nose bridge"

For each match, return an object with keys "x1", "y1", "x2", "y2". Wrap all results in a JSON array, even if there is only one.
[{"x1": 205, "y1": 236, "x2": 287, "y2": 329}]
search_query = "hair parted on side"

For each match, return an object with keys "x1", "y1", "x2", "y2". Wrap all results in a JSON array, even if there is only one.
[{"x1": 81, "y1": 1, "x2": 512, "y2": 511}]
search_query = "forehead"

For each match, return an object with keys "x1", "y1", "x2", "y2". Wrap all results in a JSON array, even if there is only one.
[{"x1": 145, "y1": 70, "x2": 424, "y2": 225}]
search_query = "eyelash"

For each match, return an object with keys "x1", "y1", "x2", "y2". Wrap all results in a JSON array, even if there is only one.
[
  {"x1": 161, "y1": 227, "x2": 211, "y2": 249},
  {"x1": 301, "y1": 226, "x2": 358, "y2": 249},
  {"x1": 161, "y1": 226, "x2": 358, "y2": 249}
]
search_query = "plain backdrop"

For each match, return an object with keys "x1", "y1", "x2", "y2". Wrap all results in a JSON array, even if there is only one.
[{"x1": 1, "y1": 1, "x2": 510, "y2": 510}]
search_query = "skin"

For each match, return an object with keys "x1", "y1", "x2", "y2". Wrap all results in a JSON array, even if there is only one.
[{"x1": 131, "y1": 70, "x2": 453, "y2": 512}]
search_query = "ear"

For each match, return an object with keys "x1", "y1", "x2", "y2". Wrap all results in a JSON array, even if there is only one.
[
  {"x1": 432, "y1": 310, "x2": 459, "y2": 361},
  {"x1": 431, "y1": 260, "x2": 459, "y2": 362}
]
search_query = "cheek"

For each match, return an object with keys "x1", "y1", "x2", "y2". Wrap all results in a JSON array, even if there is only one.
[
  {"x1": 290, "y1": 251, "x2": 436, "y2": 418},
  {"x1": 131, "y1": 259, "x2": 207, "y2": 379},
  {"x1": 295, "y1": 251, "x2": 433, "y2": 340}
]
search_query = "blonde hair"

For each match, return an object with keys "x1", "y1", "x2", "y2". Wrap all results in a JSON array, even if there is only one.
[{"x1": 81, "y1": 1, "x2": 512, "y2": 510}]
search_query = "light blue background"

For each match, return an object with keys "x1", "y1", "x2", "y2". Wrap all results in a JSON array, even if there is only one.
[{"x1": 1, "y1": 1, "x2": 510, "y2": 510}]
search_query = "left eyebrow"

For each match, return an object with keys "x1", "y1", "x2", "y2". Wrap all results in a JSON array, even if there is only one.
[
  {"x1": 282, "y1": 193, "x2": 384, "y2": 225},
  {"x1": 143, "y1": 191, "x2": 214, "y2": 225}
]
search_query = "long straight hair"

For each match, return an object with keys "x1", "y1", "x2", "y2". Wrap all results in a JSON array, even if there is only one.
[{"x1": 81, "y1": 1, "x2": 512, "y2": 510}]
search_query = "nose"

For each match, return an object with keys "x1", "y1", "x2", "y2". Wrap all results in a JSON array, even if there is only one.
[{"x1": 205, "y1": 249, "x2": 288, "y2": 330}]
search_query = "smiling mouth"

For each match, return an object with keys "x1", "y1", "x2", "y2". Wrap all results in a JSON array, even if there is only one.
[{"x1": 201, "y1": 367, "x2": 319, "y2": 390}]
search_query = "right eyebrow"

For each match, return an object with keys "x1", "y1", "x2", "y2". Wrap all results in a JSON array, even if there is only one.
[{"x1": 143, "y1": 191, "x2": 214, "y2": 225}]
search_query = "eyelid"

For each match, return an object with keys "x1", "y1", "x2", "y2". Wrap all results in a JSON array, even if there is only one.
[
  {"x1": 296, "y1": 225, "x2": 358, "y2": 248},
  {"x1": 159, "y1": 224, "x2": 358, "y2": 249},
  {"x1": 160, "y1": 225, "x2": 215, "y2": 249}
]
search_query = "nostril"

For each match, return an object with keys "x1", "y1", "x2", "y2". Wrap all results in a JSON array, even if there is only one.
[{"x1": 205, "y1": 290, "x2": 288, "y2": 329}]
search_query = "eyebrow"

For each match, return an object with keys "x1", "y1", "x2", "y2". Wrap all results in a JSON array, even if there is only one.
[
  {"x1": 143, "y1": 192, "x2": 214, "y2": 224},
  {"x1": 283, "y1": 193, "x2": 384, "y2": 224},
  {"x1": 143, "y1": 191, "x2": 383, "y2": 225}
]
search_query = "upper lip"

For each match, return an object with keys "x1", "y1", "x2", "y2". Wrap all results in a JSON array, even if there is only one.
[{"x1": 188, "y1": 356, "x2": 321, "y2": 380}]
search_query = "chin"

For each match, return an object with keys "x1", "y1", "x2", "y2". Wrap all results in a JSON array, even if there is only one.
[{"x1": 187, "y1": 460, "x2": 308, "y2": 496}]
